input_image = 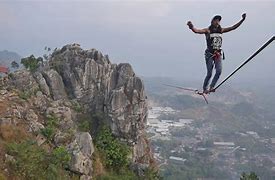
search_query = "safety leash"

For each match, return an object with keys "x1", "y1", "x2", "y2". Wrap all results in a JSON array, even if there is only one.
[{"x1": 214, "y1": 36, "x2": 275, "y2": 92}]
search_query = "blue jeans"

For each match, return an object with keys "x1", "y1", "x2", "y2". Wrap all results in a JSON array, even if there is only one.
[{"x1": 203, "y1": 50, "x2": 222, "y2": 91}]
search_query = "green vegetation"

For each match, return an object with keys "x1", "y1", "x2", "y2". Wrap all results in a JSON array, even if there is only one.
[
  {"x1": 240, "y1": 172, "x2": 259, "y2": 180},
  {"x1": 0, "y1": 172, "x2": 6, "y2": 180},
  {"x1": 21, "y1": 55, "x2": 43, "y2": 72},
  {"x1": 144, "y1": 167, "x2": 163, "y2": 180},
  {"x1": 51, "y1": 146, "x2": 71, "y2": 169},
  {"x1": 95, "y1": 169, "x2": 138, "y2": 180},
  {"x1": 78, "y1": 119, "x2": 90, "y2": 132},
  {"x1": 6, "y1": 140, "x2": 71, "y2": 180},
  {"x1": 7, "y1": 72, "x2": 15, "y2": 79},
  {"x1": 71, "y1": 100, "x2": 83, "y2": 113},
  {"x1": 80, "y1": 112, "x2": 133, "y2": 174},
  {"x1": 77, "y1": 112, "x2": 133, "y2": 172},
  {"x1": 95, "y1": 125, "x2": 130, "y2": 171},
  {"x1": 76, "y1": 113, "x2": 93, "y2": 132},
  {"x1": 18, "y1": 87, "x2": 40, "y2": 100},
  {"x1": 94, "y1": 152, "x2": 161, "y2": 180},
  {"x1": 236, "y1": 162, "x2": 274, "y2": 180},
  {"x1": 89, "y1": 113, "x2": 161, "y2": 179},
  {"x1": 18, "y1": 90, "x2": 32, "y2": 100},
  {"x1": 41, "y1": 114, "x2": 59, "y2": 142},
  {"x1": 76, "y1": 112, "x2": 108, "y2": 135}
]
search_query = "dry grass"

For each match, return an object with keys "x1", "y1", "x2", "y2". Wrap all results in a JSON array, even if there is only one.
[
  {"x1": 0, "y1": 124, "x2": 31, "y2": 179},
  {"x1": 0, "y1": 171, "x2": 6, "y2": 180},
  {"x1": 0, "y1": 141, "x2": 7, "y2": 180},
  {"x1": 0, "y1": 103, "x2": 8, "y2": 115},
  {"x1": 0, "y1": 124, "x2": 30, "y2": 143},
  {"x1": 92, "y1": 148, "x2": 106, "y2": 177},
  {"x1": 0, "y1": 140, "x2": 6, "y2": 164}
]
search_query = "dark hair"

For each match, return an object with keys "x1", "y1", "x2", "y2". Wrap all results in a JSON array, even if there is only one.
[
  {"x1": 208, "y1": 24, "x2": 222, "y2": 32},
  {"x1": 211, "y1": 15, "x2": 222, "y2": 23}
]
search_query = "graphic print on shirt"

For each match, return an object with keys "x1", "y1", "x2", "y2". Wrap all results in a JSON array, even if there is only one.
[{"x1": 210, "y1": 33, "x2": 222, "y2": 50}]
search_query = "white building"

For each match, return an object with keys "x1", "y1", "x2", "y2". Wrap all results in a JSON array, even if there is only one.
[
  {"x1": 214, "y1": 142, "x2": 235, "y2": 146},
  {"x1": 169, "y1": 156, "x2": 186, "y2": 163},
  {"x1": 179, "y1": 119, "x2": 193, "y2": 124},
  {"x1": 246, "y1": 131, "x2": 260, "y2": 139}
]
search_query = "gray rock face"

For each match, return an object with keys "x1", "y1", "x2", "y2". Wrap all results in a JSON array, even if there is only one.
[
  {"x1": 46, "y1": 44, "x2": 153, "y2": 166},
  {"x1": 6, "y1": 70, "x2": 40, "y2": 93},
  {"x1": 26, "y1": 109, "x2": 45, "y2": 133},
  {"x1": 3, "y1": 44, "x2": 155, "y2": 176},
  {"x1": 46, "y1": 103, "x2": 74, "y2": 131},
  {"x1": 33, "y1": 72, "x2": 51, "y2": 96},
  {"x1": 67, "y1": 132, "x2": 94, "y2": 178},
  {"x1": 42, "y1": 69, "x2": 67, "y2": 100},
  {"x1": 41, "y1": 45, "x2": 149, "y2": 140}
]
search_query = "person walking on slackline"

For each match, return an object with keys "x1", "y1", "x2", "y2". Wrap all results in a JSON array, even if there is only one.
[{"x1": 187, "y1": 13, "x2": 246, "y2": 94}]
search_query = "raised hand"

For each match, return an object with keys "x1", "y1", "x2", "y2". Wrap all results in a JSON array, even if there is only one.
[
  {"x1": 242, "y1": 13, "x2": 246, "y2": 20},
  {"x1": 187, "y1": 21, "x2": 193, "y2": 29}
]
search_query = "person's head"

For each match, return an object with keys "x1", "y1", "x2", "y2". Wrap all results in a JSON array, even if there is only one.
[{"x1": 211, "y1": 15, "x2": 222, "y2": 27}]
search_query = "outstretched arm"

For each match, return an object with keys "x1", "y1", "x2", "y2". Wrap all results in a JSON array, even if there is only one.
[
  {"x1": 222, "y1": 13, "x2": 246, "y2": 33},
  {"x1": 187, "y1": 21, "x2": 208, "y2": 34}
]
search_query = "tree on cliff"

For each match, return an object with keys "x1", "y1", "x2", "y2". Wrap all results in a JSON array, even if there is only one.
[
  {"x1": 11, "y1": 61, "x2": 20, "y2": 69},
  {"x1": 240, "y1": 172, "x2": 259, "y2": 180},
  {"x1": 21, "y1": 55, "x2": 43, "y2": 72}
]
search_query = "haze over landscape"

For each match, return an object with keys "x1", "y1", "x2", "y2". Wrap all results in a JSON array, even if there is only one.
[
  {"x1": 1, "y1": 0, "x2": 274, "y2": 82},
  {"x1": 0, "y1": 1, "x2": 275, "y2": 180}
]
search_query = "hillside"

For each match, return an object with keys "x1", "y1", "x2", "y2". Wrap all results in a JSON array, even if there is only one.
[{"x1": 0, "y1": 44, "x2": 158, "y2": 180}]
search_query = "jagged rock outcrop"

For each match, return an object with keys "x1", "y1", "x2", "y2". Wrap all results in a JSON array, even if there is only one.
[
  {"x1": 68, "y1": 132, "x2": 94, "y2": 179},
  {"x1": 41, "y1": 44, "x2": 152, "y2": 164},
  {"x1": 41, "y1": 45, "x2": 148, "y2": 142},
  {"x1": 0, "y1": 44, "x2": 155, "y2": 178}
]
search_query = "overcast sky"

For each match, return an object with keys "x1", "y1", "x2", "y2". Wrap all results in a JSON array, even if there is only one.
[{"x1": 1, "y1": 0, "x2": 274, "y2": 84}]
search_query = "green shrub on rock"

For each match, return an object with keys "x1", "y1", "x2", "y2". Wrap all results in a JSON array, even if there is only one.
[
  {"x1": 95, "y1": 126, "x2": 130, "y2": 171},
  {"x1": 6, "y1": 140, "x2": 71, "y2": 180}
]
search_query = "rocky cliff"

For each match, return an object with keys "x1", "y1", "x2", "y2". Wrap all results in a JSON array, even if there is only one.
[{"x1": 0, "y1": 44, "x2": 156, "y2": 179}]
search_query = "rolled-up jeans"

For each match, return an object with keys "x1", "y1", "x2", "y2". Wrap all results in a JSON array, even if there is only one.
[{"x1": 203, "y1": 49, "x2": 222, "y2": 91}]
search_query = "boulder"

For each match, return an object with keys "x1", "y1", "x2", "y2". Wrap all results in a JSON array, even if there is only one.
[{"x1": 67, "y1": 132, "x2": 94, "y2": 177}]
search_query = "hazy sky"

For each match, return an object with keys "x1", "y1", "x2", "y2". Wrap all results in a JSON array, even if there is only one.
[{"x1": 1, "y1": 0, "x2": 275, "y2": 83}]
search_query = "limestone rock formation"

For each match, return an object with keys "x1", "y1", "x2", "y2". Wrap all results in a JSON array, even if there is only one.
[
  {"x1": 68, "y1": 132, "x2": 94, "y2": 179},
  {"x1": 0, "y1": 44, "x2": 156, "y2": 178}
]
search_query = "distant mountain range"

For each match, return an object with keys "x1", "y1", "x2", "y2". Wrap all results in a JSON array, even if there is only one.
[{"x1": 0, "y1": 50, "x2": 21, "y2": 67}]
